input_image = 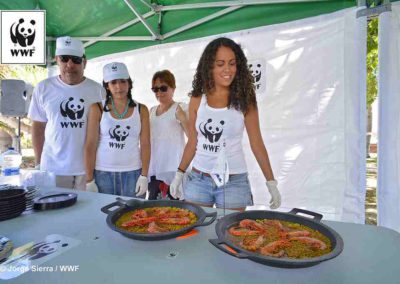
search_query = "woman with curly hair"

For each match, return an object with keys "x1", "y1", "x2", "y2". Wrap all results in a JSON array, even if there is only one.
[{"x1": 169, "y1": 37, "x2": 281, "y2": 210}]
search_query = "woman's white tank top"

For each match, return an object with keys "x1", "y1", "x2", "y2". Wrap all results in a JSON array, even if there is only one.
[
  {"x1": 148, "y1": 102, "x2": 185, "y2": 184},
  {"x1": 192, "y1": 95, "x2": 247, "y2": 174},
  {"x1": 95, "y1": 101, "x2": 141, "y2": 172}
]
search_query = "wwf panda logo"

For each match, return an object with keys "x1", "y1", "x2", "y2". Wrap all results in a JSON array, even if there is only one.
[
  {"x1": 249, "y1": 63, "x2": 262, "y2": 89},
  {"x1": 109, "y1": 125, "x2": 131, "y2": 142},
  {"x1": 199, "y1": 118, "x2": 225, "y2": 143},
  {"x1": 10, "y1": 18, "x2": 36, "y2": 47},
  {"x1": 60, "y1": 97, "x2": 85, "y2": 120},
  {"x1": 4, "y1": 239, "x2": 68, "y2": 265}
]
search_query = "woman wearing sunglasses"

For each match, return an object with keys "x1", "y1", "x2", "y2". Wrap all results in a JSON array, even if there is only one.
[
  {"x1": 84, "y1": 62, "x2": 150, "y2": 197},
  {"x1": 147, "y1": 70, "x2": 188, "y2": 200},
  {"x1": 169, "y1": 37, "x2": 281, "y2": 210}
]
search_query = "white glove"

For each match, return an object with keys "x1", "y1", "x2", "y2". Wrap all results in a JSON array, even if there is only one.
[
  {"x1": 86, "y1": 180, "x2": 99, "y2": 193},
  {"x1": 266, "y1": 180, "x2": 281, "y2": 209},
  {"x1": 170, "y1": 171, "x2": 184, "y2": 199},
  {"x1": 135, "y1": 175, "x2": 148, "y2": 197}
]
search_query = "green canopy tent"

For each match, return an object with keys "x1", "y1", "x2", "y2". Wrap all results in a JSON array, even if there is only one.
[{"x1": 0, "y1": 0, "x2": 362, "y2": 61}]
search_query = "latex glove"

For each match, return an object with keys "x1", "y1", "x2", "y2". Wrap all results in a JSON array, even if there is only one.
[
  {"x1": 170, "y1": 171, "x2": 184, "y2": 199},
  {"x1": 86, "y1": 180, "x2": 99, "y2": 193},
  {"x1": 266, "y1": 180, "x2": 281, "y2": 209},
  {"x1": 135, "y1": 175, "x2": 148, "y2": 197}
]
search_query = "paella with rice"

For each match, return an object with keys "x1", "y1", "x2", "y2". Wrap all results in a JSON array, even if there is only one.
[
  {"x1": 228, "y1": 219, "x2": 332, "y2": 259},
  {"x1": 116, "y1": 207, "x2": 198, "y2": 233}
]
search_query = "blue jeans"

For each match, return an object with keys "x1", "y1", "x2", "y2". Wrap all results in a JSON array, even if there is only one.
[
  {"x1": 94, "y1": 169, "x2": 144, "y2": 198},
  {"x1": 184, "y1": 170, "x2": 253, "y2": 209}
]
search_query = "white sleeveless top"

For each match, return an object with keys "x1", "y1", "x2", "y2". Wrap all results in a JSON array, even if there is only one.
[
  {"x1": 192, "y1": 95, "x2": 247, "y2": 174},
  {"x1": 148, "y1": 102, "x2": 186, "y2": 184},
  {"x1": 95, "y1": 101, "x2": 141, "y2": 172}
]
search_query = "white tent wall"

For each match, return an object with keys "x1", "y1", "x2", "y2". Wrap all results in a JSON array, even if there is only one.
[
  {"x1": 377, "y1": 2, "x2": 400, "y2": 231},
  {"x1": 82, "y1": 7, "x2": 366, "y2": 222}
]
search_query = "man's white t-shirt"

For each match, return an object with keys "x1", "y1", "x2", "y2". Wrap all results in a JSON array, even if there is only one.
[{"x1": 28, "y1": 76, "x2": 104, "y2": 175}]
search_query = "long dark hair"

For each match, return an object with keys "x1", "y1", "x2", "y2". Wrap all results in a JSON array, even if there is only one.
[
  {"x1": 190, "y1": 37, "x2": 256, "y2": 114},
  {"x1": 102, "y1": 78, "x2": 136, "y2": 112}
]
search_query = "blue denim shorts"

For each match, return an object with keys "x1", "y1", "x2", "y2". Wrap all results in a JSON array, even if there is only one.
[
  {"x1": 184, "y1": 170, "x2": 253, "y2": 209},
  {"x1": 94, "y1": 169, "x2": 144, "y2": 198}
]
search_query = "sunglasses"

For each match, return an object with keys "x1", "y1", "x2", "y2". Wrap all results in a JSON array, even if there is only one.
[
  {"x1": 151, "y1": 85, "x2": 168, "y2": 93},
  {"x1": 59, "y1": 55, "x2": 83, "y2": 64}
]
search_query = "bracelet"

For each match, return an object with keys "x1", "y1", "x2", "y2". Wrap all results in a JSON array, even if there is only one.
[{"x1": 177, "y1": 167, "x2": 185, "y2": 173}]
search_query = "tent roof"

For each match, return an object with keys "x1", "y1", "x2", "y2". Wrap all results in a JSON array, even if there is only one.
[{"x1": 0, "y1": 0, "x2": 359, "y2": 60}]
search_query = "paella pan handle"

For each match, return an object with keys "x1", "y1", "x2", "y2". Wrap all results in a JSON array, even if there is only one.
[
  {"x1": 116, "y1": 197, "x2": 145, "y2": 207},
  {"x1": 289, "y1": 208, "x2": 323, "y2": 222},
  {"x1": 101, "y1": 201, "x2": 123, "y2": 215},
  {"x1": 209, "y1": 239, "x2": 248, "y2": 259},
  {"x1": 197, "y1": 211, "x2": 217, "y2": 227}
]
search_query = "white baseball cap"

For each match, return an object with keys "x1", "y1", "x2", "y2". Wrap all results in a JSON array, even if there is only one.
[
  {"x1": 55, "y1": 36, "x2": 84, "y2": 57},
  {"x1": 103, "y1": 62, "x2": 130, "y2": 83}
]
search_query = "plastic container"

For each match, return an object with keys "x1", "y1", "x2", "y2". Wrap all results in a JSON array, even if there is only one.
[{"x1": 1, "y1": 147, "x2": 22, "y2": 176}]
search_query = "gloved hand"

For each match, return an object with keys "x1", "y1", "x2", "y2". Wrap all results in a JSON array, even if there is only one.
[
  {"x1": 86, "y1": 180, "x2": 99, "y2": 193},
  {"x1": 170, "y1": 171, "x2": 184, "y2": 199},
  {"x1": 266, "y1": 180, "x2": 281, "y2": 209},
  {"x1": 135, "y1": 175, "x2": 148, "y2": 197}
]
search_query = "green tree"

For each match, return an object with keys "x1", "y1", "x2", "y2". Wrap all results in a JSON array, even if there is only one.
[
  {"x1": 367, "y1": 18, "x2": 378, "y2": 106},
  {"x1": 366, "y1": 18, "x2": 378, "y2": 156}
]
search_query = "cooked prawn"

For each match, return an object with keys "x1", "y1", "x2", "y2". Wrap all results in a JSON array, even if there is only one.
[
  {"x1": 121, "y1": 217, "x2": 157, "y2": 227},
  {"x1": 228, "y1": 226, "x2": 261, "y2": 236},
  {"x1": 240, "y1": 236, "x2": 265, "y2": 251},
  {"x1": 131, "y1": 209, "x2": 148, "y2": 219},
  {"x1": 261, "y1": 220, "x2": 285, "y2": 231},
  {"x1": 147, "y1": 222, "x2": 167, "y2": 233},
  {"x1": 157, "y1": 217, "x2": 191, "y2": 225},
  {"x1": 260, "y1": 240, "x2": 291, "y2": 257},
  {"x1": 239, "y1": 219, "x2": 266, "y2": 232},
  {"x1": 290, "y1": 237, "x2": 327, "y2": 250},
  {"x1": 280, "y1": 230, "x2": 311, "y2": 239}
]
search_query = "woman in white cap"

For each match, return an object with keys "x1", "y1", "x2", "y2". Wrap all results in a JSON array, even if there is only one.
[
  {"x1": 147, "y1": 70, "x2": 188, "y2": 200},
  {"x1": 84, "y1": 62, "x2": 150, "y2": 197}
]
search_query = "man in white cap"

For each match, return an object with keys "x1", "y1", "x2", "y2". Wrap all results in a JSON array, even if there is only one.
[{"x1": 28, "y1": 36, "x2": 105, "y2": 190}]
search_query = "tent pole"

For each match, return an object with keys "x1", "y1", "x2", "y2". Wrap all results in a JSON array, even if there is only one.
[
  {"x1": 356, "y1": 3, "x2": 391, "y2": 18},
  {"x1": 49, "y1": 36, "x2": 154, "y2": 41},
  {"x1": 83, "y1": 11, "x2": 155, "y2": 48},
  {"x1": 139, "y1": 0, "x2": 154, "y2": 10},
  {"x1": 157, "y1": 0, "x2": 327, "y2": 11},
  {"x1": 123, "y1": 0, "x2": 160, "y2": 39}
]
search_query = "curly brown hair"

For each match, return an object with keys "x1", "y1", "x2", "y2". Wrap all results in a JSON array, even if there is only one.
[{"x1": 190, "y1": 37, "x2": 256, "y2": 114}]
